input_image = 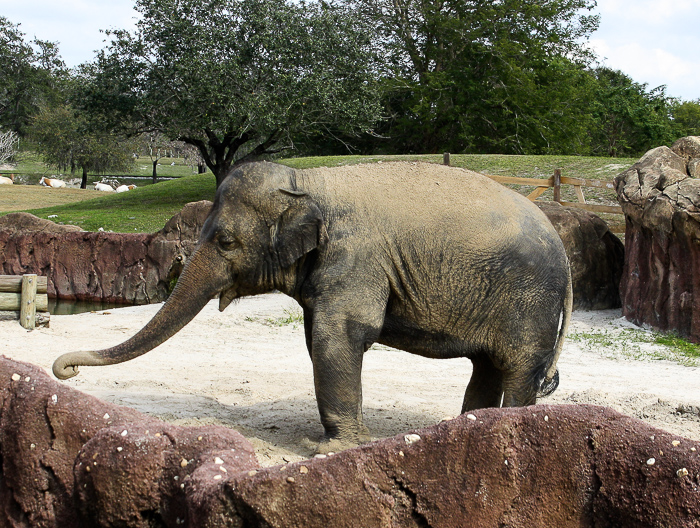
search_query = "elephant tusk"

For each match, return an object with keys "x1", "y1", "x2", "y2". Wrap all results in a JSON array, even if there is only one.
[{"x1": 218, "y1": 287, "x2": 237, "y2": 312}]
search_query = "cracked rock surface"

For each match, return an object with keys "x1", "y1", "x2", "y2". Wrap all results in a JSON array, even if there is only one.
[
  {"x1": 1, "y1": 356, "x2": 699, "y2": 527},
  {"x1": 615, "y1": 136, "x2": 700, "y2": 341},
  {"x1": 0, "y1": 201, "x2": 212, "y2": 305}
]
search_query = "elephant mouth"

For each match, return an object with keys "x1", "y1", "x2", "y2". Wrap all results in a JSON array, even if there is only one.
[{"x1": 218, "y1": 286, "x2": 238, "y2": 312}]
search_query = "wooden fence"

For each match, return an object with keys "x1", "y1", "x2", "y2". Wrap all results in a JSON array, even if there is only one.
[
  {"x1": 0, "y1": 274, "x2": 49, "y2": 329},
  {"x1": 442, "y1": 153, "x2": 625, "y2": 233}
]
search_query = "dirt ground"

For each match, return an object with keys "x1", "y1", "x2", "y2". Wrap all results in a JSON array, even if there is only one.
[{"x1": 3, "y1": 292, "x2": 700, "y2": 467}]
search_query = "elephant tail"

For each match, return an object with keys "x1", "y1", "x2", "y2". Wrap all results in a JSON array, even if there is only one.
[{"x1": 538, "y1": 261, "x2": 573, "y2": 398}]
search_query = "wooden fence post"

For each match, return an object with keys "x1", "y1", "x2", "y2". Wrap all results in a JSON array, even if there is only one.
[
  {"x1": 443, "y1": 152, "x2": 451, "y2": 166},
  {"x1": 553, "y1": 169, "x2": 562, "y2": 203},
  {"x1": 20, "y1": 274, "x2": 37, "y2": 330}
]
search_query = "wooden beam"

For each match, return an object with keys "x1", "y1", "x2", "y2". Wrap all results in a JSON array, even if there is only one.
[
  {"x1": 485, "y1": 174, "x2": 553, "y2": 187},
  {"x1": 20, "y1": 274, "x2": 37, "y2": 330},
  {"x1": 0, "y1": 275, "x2": 48, "y2": 293},
  {"x1": 0, "y1": 292, "x2": 49, "y2": 312},
  {"x1": 527, "y1": 186, "x2": 550, "y2": 201},
  {"x1": 560, "y1": 176, "x2": 616, "y2": 190},
  {"x1": 553, "y1": 169, "x2": 562, "y2": 203},
  {"x1": 559, "y1": 201, "x2": 624, "y2": 214}
]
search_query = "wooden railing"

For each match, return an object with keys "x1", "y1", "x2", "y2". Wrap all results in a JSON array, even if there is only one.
[
  {"x1": 441, "y1": 153, "x2": 624, "y2": 232},
  {"x1": 0, "y1": 274, "x2": 49, "y2": 329},
  {"x1": 485, "y1": 169, "x2": 624, "y2": 216}
]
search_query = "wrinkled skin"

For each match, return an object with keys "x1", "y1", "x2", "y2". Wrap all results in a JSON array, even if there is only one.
[{"x1": 54, "y1": 162, "x2": 572, "y2": 453}]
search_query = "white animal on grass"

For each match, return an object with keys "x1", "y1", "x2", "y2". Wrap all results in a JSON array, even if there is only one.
[
  {"x1": 94, "y1": 182, "x2": 115, "y2": 192},
  {"x1": 116, "y1": 184, "x2": 137, "y2": 193},
  {"x1": 0, "y1": 174, "x2": 14, "y2": 185},
  {"x1": 39, "y1": 176, "x2": 66, "y2": 188}
]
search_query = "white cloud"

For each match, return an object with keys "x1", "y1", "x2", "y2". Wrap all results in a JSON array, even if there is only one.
[
  {"x1": 590, "y1": 38, "x2": 700, "y2": 99},
  {"x1": 590, "y1": 0, "x2": 700, "y2": 99},
  {"x1": 0, "y1": 0, "x2": 138, "y2": 67}
]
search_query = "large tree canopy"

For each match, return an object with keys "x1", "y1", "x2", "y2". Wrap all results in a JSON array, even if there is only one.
[
  {"x1": 350, "y1": 0, "x2": 601, "y2": 154},
  {"x1": 0, "y1": 17, "x2": 66, "y2": 135},
  {"x1": 30, "y1": 104, "x2": 136, "y2": 188},
  {"x1": 79, "y1": 0, "x2": 382, "y2": 186}
]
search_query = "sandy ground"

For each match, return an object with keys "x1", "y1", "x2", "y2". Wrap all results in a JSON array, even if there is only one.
[{"x1": 3, "y1": 292, "x2": 700, "y2": 467}]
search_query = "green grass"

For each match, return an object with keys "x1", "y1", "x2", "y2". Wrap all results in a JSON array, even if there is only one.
[
  {"x1": 569, "y1": 329, "x2": 700, "y2": 366},
  {"x1": 19, "y1": 173, "x2": 216, "y2": 233},
  {"x1": 2, "y1": 152, "x2": 636, "y2": 233},
  {"x1": 267, "y1": 307, "x2": 305, "y2": 328}
]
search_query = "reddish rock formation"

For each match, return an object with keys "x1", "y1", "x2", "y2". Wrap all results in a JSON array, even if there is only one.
[
  {"x1": 0, "y1": 201, "x2": 212, "y2": 305},
  {"x1": 0, "y1": 212, "x2": 83, "y2": 233},
  {"x1": 1, "y1": 356, "x2": 698, "y2": 527},
  {"x1": 615, "y1": 137, "x2": 700, "y2": 341},
  {"x1": 0, "y1": 356, "x2": 258, "y2": 528},
  {"x1": 201, "y1": 406, "x2": 700, "y2": 528},
  {"x1": 538, "y1": 203, "x2": 624, "y2": 310}
]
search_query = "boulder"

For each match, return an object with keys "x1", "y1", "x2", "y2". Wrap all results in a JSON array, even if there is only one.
[
  {"x1": 0, "y1": 202, "x2": 212, "y2": 305},
  {"x1": 0, "y1": 356, "x2": 258, "y2": 528},
  {"x1": 672, "y1": 136, "x2": 700, "y2": 161},
  {"x1": 615, "y1": 139, "x2": 700, "y2": 341},
  {"x1": 538, "y1": 203, "x2": 624, "y2": 310}
]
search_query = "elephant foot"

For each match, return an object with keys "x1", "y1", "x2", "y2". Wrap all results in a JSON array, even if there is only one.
[{"x1": 316, "y1": 425, "x2": 371, "y2": 455}]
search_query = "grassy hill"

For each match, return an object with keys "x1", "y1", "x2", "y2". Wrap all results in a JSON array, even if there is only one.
[{"x1": 0, "y1": 153, "x2": 637, "y2": 233}]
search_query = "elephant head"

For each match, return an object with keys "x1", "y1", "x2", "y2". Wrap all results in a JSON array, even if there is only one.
[{"x1": 53, "y1": 163, "x2": 328, "y2": 380}]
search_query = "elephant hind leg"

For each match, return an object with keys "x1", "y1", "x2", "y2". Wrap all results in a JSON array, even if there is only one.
[
  {"x1": 500, "y1": 353, "x2": 552, "y2": 408},
  {"x1": 462, "y1": 357, "x2": 504, "y2": 412}
]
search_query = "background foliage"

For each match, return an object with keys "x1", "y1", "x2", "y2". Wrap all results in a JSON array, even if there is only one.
[{"x1": 1, "y1": 0, "x2": 699, "y2": 179}]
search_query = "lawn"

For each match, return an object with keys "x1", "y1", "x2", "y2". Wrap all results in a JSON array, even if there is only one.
[{"x1": 0, "y1": 153, "x2": 638, "y2": 233}]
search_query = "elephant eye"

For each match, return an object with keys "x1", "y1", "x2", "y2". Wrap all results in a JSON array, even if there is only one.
[{"x1": 218, "y1": 235, "x2": 239, "y2": 251}]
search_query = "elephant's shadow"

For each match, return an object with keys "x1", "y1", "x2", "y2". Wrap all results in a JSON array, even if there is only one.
[{"x1": 98, "y1": 390, "x2": 447, "y2": 461}]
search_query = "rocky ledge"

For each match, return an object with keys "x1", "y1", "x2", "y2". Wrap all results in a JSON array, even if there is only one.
[{"x1": 1, "y1": 356, "x2": 698, "y2": 527}]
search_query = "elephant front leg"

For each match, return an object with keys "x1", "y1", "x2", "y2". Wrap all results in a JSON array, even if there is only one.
[
  {"x1": 310, "y1": 309, "x2": 382, "y2": 454},
  {"x1": 312, "y1": 346, "x2": 369, "y2": 454}
]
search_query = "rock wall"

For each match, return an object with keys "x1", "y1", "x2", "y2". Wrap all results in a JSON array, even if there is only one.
[
  {"x1": 0, "y1": 201, "x2": 212, "y2": 305},
  {"x1": 0, "y1": 199, "x2": 622, "y2": 310},
  {"x1": 1, "y1": 357, "x2": 698, "y2": 527},
  {"x1": 538, "y1": 203, "x2": 624, "y2": 310},
  {"x1": 615, "y1": 136, "x2": 700, "y2": 341}
]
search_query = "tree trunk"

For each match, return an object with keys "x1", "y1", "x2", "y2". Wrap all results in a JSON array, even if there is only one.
[
  {"x1": 152, "y1": 160, "x2": 158, "y2": 183},
  {"x1": 81, "y1": 167, "x2": 88, "y2": 189}
]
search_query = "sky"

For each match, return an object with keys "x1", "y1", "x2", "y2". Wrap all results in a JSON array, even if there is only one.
[{"x1": 2, "y1": 0, "x2": 700, "y2": 101}]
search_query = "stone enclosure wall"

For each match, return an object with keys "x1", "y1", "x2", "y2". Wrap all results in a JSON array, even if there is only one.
[
  {"x1": 1, "y1": 357, "x2": 698, "y2": 528},
  {"x1": 0, "y1": 201, "x2": 212, "y2": 305}
]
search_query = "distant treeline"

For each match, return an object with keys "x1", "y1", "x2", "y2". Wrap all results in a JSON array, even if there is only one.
[{"x1": 1, "y1": 1, "x2": 699, "y2": 188}]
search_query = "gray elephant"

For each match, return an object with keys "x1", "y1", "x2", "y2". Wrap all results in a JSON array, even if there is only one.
[{"x1": 54, "y1": 161, "x2": 573, "y2": 453}]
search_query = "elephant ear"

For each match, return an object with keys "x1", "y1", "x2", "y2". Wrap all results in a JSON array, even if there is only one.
[{"x1": 274, "y1": 189, "x2": 329, "y2": 268}]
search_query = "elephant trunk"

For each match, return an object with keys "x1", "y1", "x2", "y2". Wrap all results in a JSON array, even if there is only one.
[{"x1": 53, "y1": 244, "x2": 227, "y2": 380}]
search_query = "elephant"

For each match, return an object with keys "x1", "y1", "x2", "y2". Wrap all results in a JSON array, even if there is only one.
[{"x1": 53, "y1": 161, "x2": 573, "y2": 453}]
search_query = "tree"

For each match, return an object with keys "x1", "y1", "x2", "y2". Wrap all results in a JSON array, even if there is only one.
[
  {"x1": 350, "y1": 0, "x2": 600, "y2": 154},
  {"x1": 588, "y1": 68, "x2": 676, "y2": 157},
  {"x1": 0, "y1": 129, "x2": 19, "y2": 165},
  {"x1": 671, "y1": 99, "x2": 700, "y2": 137},
  {"x1": 0, "y1": 17, "x2": 66, "y2": 136},
  {"x1": 137, "y1": 133, "x2": 183, "y2": 183},
  {"x1": 78, "y1": 0, "x2": 382, "y2": 187},
  {"x1": 30, "y1": 105, "x2": 135, "y2": 188}
]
